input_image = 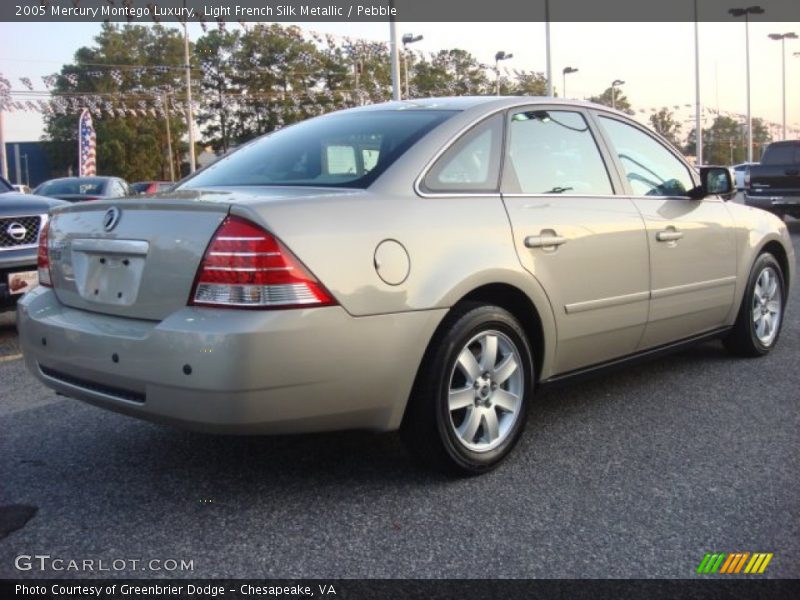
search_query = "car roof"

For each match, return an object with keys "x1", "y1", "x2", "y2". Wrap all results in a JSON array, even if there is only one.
[
  {"x1": 341, "y1": 95, "x2": 629, "y2": 115},
  {"x1": 43, "y1": 176, "x2": 114, "y2": 181}
]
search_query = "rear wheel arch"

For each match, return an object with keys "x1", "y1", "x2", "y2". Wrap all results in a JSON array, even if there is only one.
[
  {"x1": 403, "y1": 282, "x2": 547, "y2": 427},
  {"x1": 457, "y1": 284, "x2": 545, "y2": 383}
]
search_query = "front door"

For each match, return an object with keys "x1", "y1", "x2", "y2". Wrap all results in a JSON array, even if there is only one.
[{"x1": 594, "y1": 114, "x2": 737, "y2": 348}]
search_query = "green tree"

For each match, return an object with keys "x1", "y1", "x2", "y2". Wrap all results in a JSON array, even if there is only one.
[
  {"x1": 751, "y1": 118, "x2": 772, "y2": 161},
  {"x1": 43, "y1": 23, "x2": 188, "y2": 181},
  {"x1": 649, "y1": 108, "x2": 682, "y2": 148},
  {"x1": 589, "y1": 86, "x2": 634, "y2": 115},
  {"x1": 196, "y1": 29, "x2": 241, "y2": 153},
  {"x1": 413, "y1": 49, "x2": 489, "y2": 97},
  {"x1": 508, "y1": 70, "x2": 548, "y2": 96},
  {"x1": 701, "y1": 116, "x2": 744, "y2": 164}
]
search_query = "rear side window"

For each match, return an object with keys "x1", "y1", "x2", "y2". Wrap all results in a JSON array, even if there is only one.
[
  {"x1": 598, "y1": 116, "x2": 694, "y2": 197},
  {"x1": 422, "y1": 113, "x2": 504, "y2": 193},
  {"x1": 181, "y1": 110, "x2": 456, "y2": 190},
  {"x1": 504, "y1": 110, "x2": 613, "y2": 195}
]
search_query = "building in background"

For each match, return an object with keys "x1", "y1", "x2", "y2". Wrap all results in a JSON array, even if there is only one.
[{"x1": 3, "y1": 142, "x2": 56, "y2": 188}]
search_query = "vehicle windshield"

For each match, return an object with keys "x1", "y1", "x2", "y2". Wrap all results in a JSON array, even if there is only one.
[
  {"x1": 180, "y1": 110, "x2": 457, "y2": 189},
  {"x1": 0, "y1": 176, "x2": 13, "y2": 193},
  {"x1": 36, "y1": 178, "x2": 106, "y2": 196}
]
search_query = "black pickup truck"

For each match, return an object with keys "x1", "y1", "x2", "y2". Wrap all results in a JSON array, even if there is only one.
[{"x1": 744, "y1": 140, "x2": 800, "y2": 219}]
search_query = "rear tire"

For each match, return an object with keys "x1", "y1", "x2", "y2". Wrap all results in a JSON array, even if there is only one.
[
  {"x1": 401, "y1": 303, "x2": 534, "y2": 475},
  {"x1": 724, "y1": 253, "x2": 785, "y2": 357}
]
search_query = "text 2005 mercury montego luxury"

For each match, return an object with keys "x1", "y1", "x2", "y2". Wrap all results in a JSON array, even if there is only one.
[{"x1": 18, "y1": 97, "x2": 794, "y2": 474}]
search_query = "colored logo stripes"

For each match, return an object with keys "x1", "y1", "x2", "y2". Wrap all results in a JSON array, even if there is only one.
[{"x1": 696, "y1": 552, "x2": 773, "y2": 574}]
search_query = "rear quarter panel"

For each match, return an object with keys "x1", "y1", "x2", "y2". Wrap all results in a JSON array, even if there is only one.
[{"x1": 230, "y1": 192, "x2": 560, "y2": 380}]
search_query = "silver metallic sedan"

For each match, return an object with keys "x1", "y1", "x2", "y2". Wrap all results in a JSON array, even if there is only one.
[{"x1": 18, "y1": 97, "x2": 795, "y2": 474}]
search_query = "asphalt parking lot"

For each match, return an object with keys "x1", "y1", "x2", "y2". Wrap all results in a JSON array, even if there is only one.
[{"x1": 0, "y1": 215, "x2": 798, "y2": 580}]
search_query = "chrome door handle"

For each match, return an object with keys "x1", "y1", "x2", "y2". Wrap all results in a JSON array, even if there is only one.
[
  {"x1": 524, "y1": 234, "x2": 568, "y2": 248},
  {"x1": 656, "y1": 229, "x2": 683, "y2": 242}
]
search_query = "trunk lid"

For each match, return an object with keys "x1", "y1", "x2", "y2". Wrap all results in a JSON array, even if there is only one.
[
  {"x1": 47, "y1": 191, "x2": 231, "y2": 321},
  {"x1": 45, "y1": 187, "x2": 357, "y2": 320}
]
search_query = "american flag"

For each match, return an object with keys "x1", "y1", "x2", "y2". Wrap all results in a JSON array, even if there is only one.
[{"x1": 78, "y1": 109, "x2": 97, "y2": 177}]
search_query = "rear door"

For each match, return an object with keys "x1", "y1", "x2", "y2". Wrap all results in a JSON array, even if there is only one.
[
  {"x1": 500, "y1": 106, "x2": 650, "y2": 374},
  {"x1": 593, "y1": 113, "x2": 736, "y2": 348}
]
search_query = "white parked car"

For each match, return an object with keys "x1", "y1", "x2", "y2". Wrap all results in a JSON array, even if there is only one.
[{"x1": 732, "y1": 162, "x2": 758, "y2": 190}]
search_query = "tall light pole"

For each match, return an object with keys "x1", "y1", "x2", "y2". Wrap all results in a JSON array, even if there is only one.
[
  {"x1": 768, "y1": 32, "x2": 797, "y2": 140},
  {"x1": 611, "y1": 79, "x2": 624, "y2": 110},
  {"x1": 495, "y1": 51, "x2": 513, "y2": 96},
  {"x1": 401, "y1": 33, "x2": 423, "y2": 100},
  {"x1": 182, "y1": 3, "x2": 196, "y2": 174},
  {"x1": 0, "y1": 110, "x2": 6, "y2": 180},
  {"x1": 694, "y1": 0, "x2": 703, "y2": 165},
  {"x1": 164, "y1": 92, "x2": 175, "y2": 183},
  {"x1": 730, "y1": 5, "x2": 765, "y2": 163},
  {"x1": 545, "y1": 0, "x2": 553, "y2": 96},
  {"x1": 388, "y1": 0, "x2": 401, "y2": 101},
  {"x1": 21, "y1": 153, "x2": 29, "y2": 187},
  {"x1": 562, "y1": 67, "x2": 578, "y2": 98}
]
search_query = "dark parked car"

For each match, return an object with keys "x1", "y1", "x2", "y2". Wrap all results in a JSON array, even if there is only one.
[
  {"x1": 131, "y1": 181, "x2": 173, "y2": 195},
  {"x1": 1, "y1": 176, "x2": 66, "y2": 311},
  {"x1": 745, "y1": 140, "x2": 800, "y2": 219},
  {"x1": 34, "y1": 176, "x2": 132, "y2": 202}
]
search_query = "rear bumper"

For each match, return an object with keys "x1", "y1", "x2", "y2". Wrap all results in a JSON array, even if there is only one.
[{"x1": 17, "y1": 287, "x2": 445, "y2": 433}]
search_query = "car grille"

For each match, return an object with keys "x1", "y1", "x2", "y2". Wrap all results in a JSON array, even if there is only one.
[
  {"x1": 0, "y1": 215, "x2": 42, "y2": 250},
  {"x1": 39, "y1": 364, "x2": 146, "y2": 404}
]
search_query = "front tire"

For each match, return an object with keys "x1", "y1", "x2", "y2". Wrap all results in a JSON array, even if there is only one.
[
  {"x1": 724, "y1": 253, "x2": 785, "y2": 357},
  {"x1": 401, "y1": 303, "x2": 534, "y2": 475}
]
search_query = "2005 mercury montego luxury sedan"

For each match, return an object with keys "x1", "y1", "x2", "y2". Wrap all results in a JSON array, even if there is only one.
[{"x1": 18, "y1": 97, "x2": 795, "y2": 474}]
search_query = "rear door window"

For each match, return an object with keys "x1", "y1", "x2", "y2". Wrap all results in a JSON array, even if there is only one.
[{"x1": 504, "y1": 110, "x2": 613, "y2": 195}]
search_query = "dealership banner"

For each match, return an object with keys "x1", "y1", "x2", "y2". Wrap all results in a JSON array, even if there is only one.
[
  {"x1": 3, "y1": 0, "x2": 800, "y2": 23},
  {"x1": 3, "y1": 580, "x2": 800, "y2": 600}
]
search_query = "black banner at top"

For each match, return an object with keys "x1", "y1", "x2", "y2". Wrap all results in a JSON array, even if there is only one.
[{"x1": 3, "y1": 0, "x2": 800, "y2": 23}]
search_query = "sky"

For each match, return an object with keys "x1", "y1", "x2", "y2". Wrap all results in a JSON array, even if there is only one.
[{"x1": 1, "y1": 20, "x2": 799, "y2": 143}]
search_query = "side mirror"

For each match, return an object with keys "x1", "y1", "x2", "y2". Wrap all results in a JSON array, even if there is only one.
[{"x1": 689, "y1": 166, "x2": 734, "y2": 199}]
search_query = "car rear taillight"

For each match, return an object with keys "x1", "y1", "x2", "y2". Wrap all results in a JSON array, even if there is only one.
[
  {"x1": 37, "y1": 218, "x2": 52, "y2": 287},
  {"x1": 190, "y1": 216, "x2": 336, "y2": 309},
  {"x1": 744, "y1": 167, "x2": 751, "y2": 190}
]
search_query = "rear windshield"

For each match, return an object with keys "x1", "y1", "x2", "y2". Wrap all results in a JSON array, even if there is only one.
[
  {"x1": 36, "y1": 179, "x2": 106, "y2": 196},
  {"x1": 180, "y1": 110, "x2": 456, "y2": 189},
  {"x1": 762, "y1": 143, "x2": 800, "y2": 166}
]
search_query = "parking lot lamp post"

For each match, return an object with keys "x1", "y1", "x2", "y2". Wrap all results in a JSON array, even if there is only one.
[
  {"x1": 545, "y1": 0, "x2": 553, "y2": 96},
  {"x1": 694, "y1": 0, "x2": 703, "y2": 165},
  {"x1": 729, "y1": 5, "x2": 765, "y2": 162},
  {"x1": 611, "y1": 79, "x2": 624, "y2": 110},
  {"x1": 768, "y1": 32, "x2": 798, "y2": 140},
  {"x1": 495, "y1": 51, "x2": 513, "y2": 96},
  {"x1": 401, "y1": 34, "x2": 424, "y2": 100},
  {"x1": 562, "y1": 67, "x2": 578, "y2": 98},
  {"x1": 182, "y1": 3, "x2": 196, "y2": 174}
]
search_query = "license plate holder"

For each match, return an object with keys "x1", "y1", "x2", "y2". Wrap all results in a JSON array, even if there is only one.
[{"x1": 7, "y1": 270, "x2": 38, "y2": 295}]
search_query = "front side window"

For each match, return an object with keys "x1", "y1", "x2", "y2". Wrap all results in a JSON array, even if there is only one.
[
  {"x1": 180, "y1": 110, "x2": 456, "y2": 190},
  {"x1": 422, "y1": 113, "x2": 504, "y2": 193},
  {"x1": 504, "y1": 110, "x2": 613, "y2": 195},
  {"x1": 598, "y1": 116, "x2": 694, "y2": 197}
]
